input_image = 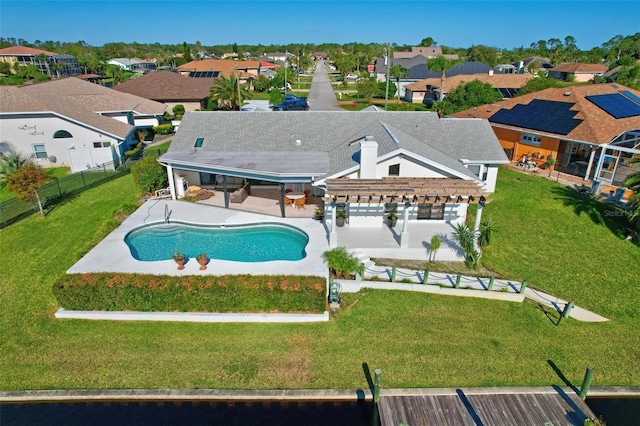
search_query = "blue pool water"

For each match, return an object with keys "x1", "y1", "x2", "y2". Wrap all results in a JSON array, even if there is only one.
[{"x1": 125, "y1": 222, "x2": 308, "y2": 262}]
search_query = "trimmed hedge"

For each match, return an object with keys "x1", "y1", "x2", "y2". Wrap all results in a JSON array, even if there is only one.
[{"x1": 53, "y1": 273, "x2": 327, "y2": 313}]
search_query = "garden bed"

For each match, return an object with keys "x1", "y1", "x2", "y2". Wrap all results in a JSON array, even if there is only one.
[{"x1": 53, "y1": 273, "x2": 327, "y2": 313}]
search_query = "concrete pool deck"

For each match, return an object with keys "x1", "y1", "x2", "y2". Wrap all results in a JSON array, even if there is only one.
[{"x1": 67, "y1": 199, "x2": 330, "y2": 279}]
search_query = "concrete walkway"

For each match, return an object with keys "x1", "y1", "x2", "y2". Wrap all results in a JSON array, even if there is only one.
[{"x1": 348, "y1": 257, "x2": 609, "y2": 323}]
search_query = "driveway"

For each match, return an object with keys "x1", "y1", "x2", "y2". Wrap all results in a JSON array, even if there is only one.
[{"x1": 307, "y1": 61, "x2": 343, "y2": 111}]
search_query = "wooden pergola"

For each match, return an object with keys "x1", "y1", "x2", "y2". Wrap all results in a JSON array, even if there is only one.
[{"x1": 323, "y1": 177, "x2": 491, "y2": 204}]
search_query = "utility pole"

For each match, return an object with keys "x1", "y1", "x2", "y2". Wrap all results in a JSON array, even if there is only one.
[{"x1": 384, "y1": 43, "x2": 391, "y2": 111}]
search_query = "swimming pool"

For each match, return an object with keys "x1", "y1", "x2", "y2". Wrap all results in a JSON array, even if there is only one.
[{"x1": 125, "y1": 222, "x2": 308, "y2": 262}]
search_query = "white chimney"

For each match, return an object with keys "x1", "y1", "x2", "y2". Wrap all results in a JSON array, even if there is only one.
[
  {"x1": 359, "y1": 137, "x2": 378, "y2": 179},
  {"x1": 488, "y1": 69, "x2": 494, "y2": 76}
]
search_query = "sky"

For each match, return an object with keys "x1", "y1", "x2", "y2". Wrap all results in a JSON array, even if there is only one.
[{"x1": 1, "y1": 0, "x2": 639, "y2": 50}]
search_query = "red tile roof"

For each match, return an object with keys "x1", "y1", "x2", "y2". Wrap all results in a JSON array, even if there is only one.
[
  {"x1": 112, "y1": 70, "x2": 212, "y2": 101},
  {"x1": 0, "y1": 46, "x2": 59, "y2": 56},
  {"x1": 450, "y1": 83, "x2": 640, "y2": 144},
  {"x1": 549, "y1": 63, "x2": 609, "y2": 73}
]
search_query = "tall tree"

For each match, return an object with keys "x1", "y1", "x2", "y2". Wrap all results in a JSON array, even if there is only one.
[
  {"x1": 334, "y1": 54, "x2": 357, "y2": 85},
  {"x1": 5, "y1": 162, "x2": 50, "y2": 217},
  {"x1": 419, "y1": 37, "x2": 437, "y2": 47},
  {"x1": 388, "y1": 64, "x2": 407, "y2": 101},
  {"x1": 209, "y1": 74, "x2": 251, "y2": 110},
  {"x1": 182, "y1": 42, "x2": 192, "y2": 63},
  {"x1": 426, "y1": 55, "x2": 462, "y2": 101}
]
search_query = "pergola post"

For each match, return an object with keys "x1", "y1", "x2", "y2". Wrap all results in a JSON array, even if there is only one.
[
  {"x1": 279, "y1": 183, "x2": 286, "y2": 218},
  {"x1": 400, "y1": 201, "x2": 410, "y2": 248},
  {"x1": 329, "y1": 202, "x2": 338, "y2": 248},
  {"x1": 222, "y1": 175, "x2": 229, "y2": 208},
  {"x1": 473, "y1": 201, "x2": 484, "y2": 233}
]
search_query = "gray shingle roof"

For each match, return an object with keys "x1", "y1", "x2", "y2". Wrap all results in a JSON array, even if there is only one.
[
  {"x1": 161, "y1": 111, "x2": 507, "y2": 180},
  {"x1": 0, "y1": 77, "x2": 166, "y2": 139}
]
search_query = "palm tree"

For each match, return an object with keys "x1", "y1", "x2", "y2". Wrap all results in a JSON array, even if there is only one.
[
  {"x1": 426, "y1": 55, "x2": 462, "y2": 101},
  {"x1": 388, "y1": 64, "x2": 407, "y2": 101},
  {"x1": 209, "y1": 73, "x2": 251, "y2": 111},
  {"x1": 0, "y1": 150, "x2": 30, "y2": 186}
]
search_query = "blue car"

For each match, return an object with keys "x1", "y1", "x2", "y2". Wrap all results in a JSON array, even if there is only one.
[{"x1": 272, "y1": 97, "x2": 309, "y2": 111}]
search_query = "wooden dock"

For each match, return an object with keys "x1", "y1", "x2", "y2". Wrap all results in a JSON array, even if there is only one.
[{"x1": 378, "y1": 387, "x2": 597, "y2": 426}]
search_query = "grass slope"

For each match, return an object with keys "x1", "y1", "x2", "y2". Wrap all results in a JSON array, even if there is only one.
[{"x1": 1, "y1": 169, "x2": 638, "y2": 391}]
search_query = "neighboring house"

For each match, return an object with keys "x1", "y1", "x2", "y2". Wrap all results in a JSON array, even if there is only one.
[
  {"x1": 0, "y1": 45, "x2": 81, "y2": 78},
  {"x1": 107, "y1": 58, "x2": 156, "y2": 73},
  {"x1": 222, "y1": 52, "x2": 238, "y2": 59},
  {"x1": 177, "y1": 59, "x2": 268, "y2": 81},
  {"x1": 375, "y1": 59, "x2": 502, "y2": 99},
  {"x1": 266, "y1": 52, "x2": 294, "y2": 63},
  {"x1": 0, "y1": 77, "x2": 166, "y2": 172},
  {"x1": 112, "y1": 70, "x2": 213, "y2": 112},
  {"x1": 314, "y1": 52, "x2": 328, "y2": 60},
  {"x1": 548, "y1": 63, "x2": 609, "y2": 82},
  {"x1": 404, "y1": 72, "x2": 533, "y2": 103},
  {"x1": 512, "y1": 57, "x2": 553, "y2": 74},
  {"x1": 392, "y1": 46, "x2": 459, "y2": 61},
  {"x1": 451, "y1": 83, "x2": 640, "y2": 189},
  {"x1": 495, "y1": 64, "x2": 518, "y2": 74},
  {"x1": 158, "y1": 110, "x2": 508, "y2": 247}
]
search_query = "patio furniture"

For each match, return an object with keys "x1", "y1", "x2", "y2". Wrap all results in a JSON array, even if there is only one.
[
  {"x1": 284, "y1": 197, "x2": 293, "y2": 207},
  {"x1": 294, "y1": 197, "x2": 306, "y2": 209},
  {"x1": 286, "y1": 191, "x2": 305, "y2": 200},
  {"x1": 304, "y1": 189, "x2": 311, "y2": 201}
]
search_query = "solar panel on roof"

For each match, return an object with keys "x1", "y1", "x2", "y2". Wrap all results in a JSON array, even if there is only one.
[
  {"x1": 586, "y1": 93, "x2": 640, "y2": 119},
  {"x1": 489, "y1": 99, "x2": 582, "y2": 135},
  {"x1": 621, "y1": 90, "x2": 640, "y2": 105}
]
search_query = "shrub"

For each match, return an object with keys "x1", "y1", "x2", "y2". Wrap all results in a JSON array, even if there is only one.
[
  {"x1": 172, "y1": 104, "x2": 185, "y2": 117},
  {"x1": 152, "y1": 123, "x2": 174, "y2": 135},
  {"x1": 124, "y1": 142, "x2": 143, "y2": 158},
  {"x1": 322, "y1": 247, "x2": 360, "y2": 278},
  {"x1": 52, "y1": 273, "x2": 327, "y2": 313},
  {"x1": 131, "y1": 157, "x2": 168, "y2": 194}
]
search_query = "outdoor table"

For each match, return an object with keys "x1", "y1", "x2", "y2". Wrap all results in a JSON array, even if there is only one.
[{"x1": 285, "y1": 191, "x2": 305, "y2": 200}]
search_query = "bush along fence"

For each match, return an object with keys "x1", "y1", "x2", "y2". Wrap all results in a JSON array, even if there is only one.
[{"x1": 0, "y1": 149, "x2": 160, "y2": 229}]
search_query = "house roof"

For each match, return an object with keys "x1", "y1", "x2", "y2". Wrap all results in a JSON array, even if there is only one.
[
  {"x1": 177, "y1": 59, "x2": 262, "y2": 75},
  {"x1": 0, "y1": 46, "x2": 58, "y2": 56},
  {"x1": 376, "y1": 58, "x2": 500, "y2": 80},
  {"x1": 549, "y1": 63, "x2": 608, "y2": 73},
  {"x1": 450, "y1": 83, "x2": 640, "y2": 144},
  {"x1": 108, "y1": 58, "x2": 154, "y2": 66},
  {"x1": 405, "y1": 73, "x2": 533, "y2": 92},
  {"x1": 394, "y1": 46, "x2": 443, "y2": 59},
  {"x1": 112, "y1": 70, "x2": 212, "y2": 102},
  {"x1": 0, "y1": 77, "x2": 166, "y2": 139},
  {"x1": 160, "y1": 111, "x2": 508, "y2": 180}
]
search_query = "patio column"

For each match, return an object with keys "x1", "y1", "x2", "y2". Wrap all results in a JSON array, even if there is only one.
[
  {"x1": 279, "y1": 183, "x2": 286, "y2": 218},
  {"x1": 222, "y1": 175, "x2": 229, "y2": 208},
  {"x1": 330, "y1": 202, "x2": 338, "y2": 248},
  {"x1": 167, "y1": 165, "x2": 177, "y2": 200},
  {"x1": 584, "y1": 148, "x2": 596, "y2": 182},
  {"x1": 400, "y1": 202, "x2": 410, "y2": 248}
]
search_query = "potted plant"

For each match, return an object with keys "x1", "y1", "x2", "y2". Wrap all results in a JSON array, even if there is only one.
[
  {"x1": 335, "y1": 210, "x2": 347, "y2": 227},
  {"x1": 196, "y1": 253, "x2": 209, "y2": 270},
  {"x1": 387, "y1": 211, "x2": 398, "y2": 227},
  {"x1": 314, "y1": 208, "x2": 324, "y2": 221},
  {"x1": 173, "y1": 252, "x2": 187, "y2": 270}
]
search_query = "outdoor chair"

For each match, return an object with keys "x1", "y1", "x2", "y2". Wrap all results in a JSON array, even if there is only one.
[
  {"x1": 294, "y1": 197, "x2": 306, "y2": 209},
  {"x1": 304, "y1": 189, "x2": 311, "y2": 201},
  {"x1": 284, "y1": 197, "x2": 293, "y2": 207}
]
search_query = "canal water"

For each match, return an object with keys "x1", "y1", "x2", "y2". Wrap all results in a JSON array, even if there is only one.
[
  {"x1": 586, "y1": 397, "x2": 640, "y2": 426},
  {"x1": 0, "y1": 400, "x2": 376, "y2": 426}
]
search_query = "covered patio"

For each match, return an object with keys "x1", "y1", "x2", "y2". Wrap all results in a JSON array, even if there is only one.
[{"x1": 321, "y1": 177, "x2": 491, "y2": 252}]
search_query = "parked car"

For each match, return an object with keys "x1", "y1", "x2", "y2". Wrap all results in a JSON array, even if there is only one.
[{"x1": 272, "y1": 97, "x2": 309, "y2": 111}]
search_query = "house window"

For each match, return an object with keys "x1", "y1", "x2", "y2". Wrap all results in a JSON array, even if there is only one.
[
  {"x1": 417, "y1": 203, "x2": 444, "y2": 220},
  {"x1": 194, "y1": 137, "x2": 204, "y2": 148},
  {"x1": 33, "y1": 144, "x2": 47, "y2": 159},
  {"x1": 520, "y1": 133, "x2": 541, "y2": 147},
  {"x1": 53, "y1": 130, "x2": 73, "y2": 138},
  {"x1": 388, "y1": 164, "x2": 400, "y2": 176},
  {"x1": 92, "y1": 141, "x2": 111, "y2": 148}
]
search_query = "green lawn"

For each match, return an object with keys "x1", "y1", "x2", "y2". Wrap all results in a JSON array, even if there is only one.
[{"x1": 1, "y1": 168, "x2": 638, "y2": 391}]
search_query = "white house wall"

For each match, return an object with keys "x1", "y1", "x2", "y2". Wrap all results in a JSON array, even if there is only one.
[
  {"x1": 0, "y1": 114, "x2": 120, "y2": 170},
  {"x1": 345, "y1": 155, "x2": 455, "y2": 179},
  {"x1": 483, "y1": 165, "x2": 499, "y2": 192}
]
